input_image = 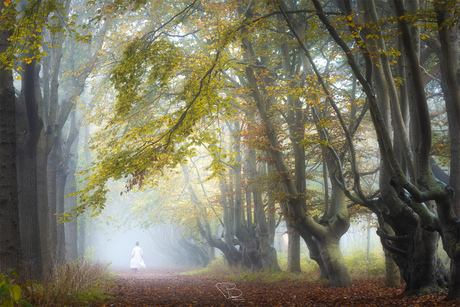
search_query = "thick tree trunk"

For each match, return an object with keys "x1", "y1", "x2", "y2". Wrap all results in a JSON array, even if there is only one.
[
  {"x1": 399, "y1": 227, "x2": 443, "y2": 296},
  {"x1": 37, "y1": 136, "x2": 53, "y2": 274},
  {"x1": 0, "y1": 23, "x2": 22, "y2": 271},
  {"x1": 317, "y1": 236, "x2": 352, "y2": 288},
  {"x1": 379, "y1": 188, "x2": 445, "y2": 295},
  {"x1": 280, "y1": 202, "x2": 303, "y2": 273},
  {"x1": 436, "y1": 3, "x2": 460, "y2": 300},
  {"x1": 17, "y1": 147, "x2": 43, "y2": 278},
  {"x1": 446, "y1": 260, "x2": 460, "y2": 300},
  {"x1": 17, "y1": 61, "x2": 43, "y2": 279},
  {"x1": 303, "y1": 232, "x2": 328, "y2": 279},
  {"x1": 296, "y1": 212, "x2": 351, "y2": 286},
  {"x1": 381, "y1": 224, "x2": 401, "y2": 287},
  {"x1": 287, "y1": 227, "x2": 301, "y2": 273},
  {"x1": 383, "y1": 246, "x2": 401, "y2": 287},
  {"x1": 436, "y1": 196, "x2": 460, "y2": 300}
]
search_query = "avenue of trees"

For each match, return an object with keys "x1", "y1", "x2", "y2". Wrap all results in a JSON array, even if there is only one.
[{"x1": 1, "y1": 0, "x2": 459, "y2": 302}]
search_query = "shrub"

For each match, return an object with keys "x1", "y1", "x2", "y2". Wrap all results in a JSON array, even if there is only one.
[
  {"x1": 21, "y1": 260, "x2": 114, "y2": 307},
  {"x1": 0, "y1": 270, "x2": 32, "y2": 307},
  {"x1": 344, "y1": 248, "x2": 385, "y2": 278}
]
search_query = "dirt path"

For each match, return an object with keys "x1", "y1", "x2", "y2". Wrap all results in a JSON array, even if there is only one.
[
  {"x1": 94, "y1": 267, "x2": 246, "y2": 306},
  {"x1": 93, "y1": 267, "x2": 456, "y2": 306}
]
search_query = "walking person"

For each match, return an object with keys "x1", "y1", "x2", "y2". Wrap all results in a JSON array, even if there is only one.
[{"x1": 130, "y1": 241, "x2": 146, "y2": 273}]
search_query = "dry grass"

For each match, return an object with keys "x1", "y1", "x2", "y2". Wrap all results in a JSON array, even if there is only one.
[{"x1": 21, "y1": 260, "x2": 114, "y2": 306}]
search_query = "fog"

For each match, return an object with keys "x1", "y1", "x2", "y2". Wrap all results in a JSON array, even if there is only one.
[
  {"x1": 91, "y1": 224, "x2": 176, "y2": 269},
  {"x1": 88, "y1": 195, "x2": 382, "y2": 270}
]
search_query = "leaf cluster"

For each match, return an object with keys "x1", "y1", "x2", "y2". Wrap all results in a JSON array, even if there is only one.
[
  {"x1": 0, "y1": 0, "x2": 93, "y2": 69},
  {"x1": 0, "y1": 271, "x2": 31, "y2": 307}
]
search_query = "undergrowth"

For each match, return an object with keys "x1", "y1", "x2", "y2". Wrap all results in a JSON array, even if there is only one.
[
  {"x1": 19, "y1": 260, "x2": 115, "y2": 307},
  {"x1": 344, "y1": 248, "x2": 385, "y2": 277},
  {"x1": 187, "y1": 247, "x2": 386, "y2": 285},
  {"x1": 187, "y1": 257, "x2": 320, "y2": 285},
  {"x1": 0, "y1": 270, "x2": 32, "y2": 307}
]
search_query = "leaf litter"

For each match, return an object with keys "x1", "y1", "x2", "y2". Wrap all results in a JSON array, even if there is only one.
[{"x1": 92, "y1": 268, "x2": 459, "y2": 306}]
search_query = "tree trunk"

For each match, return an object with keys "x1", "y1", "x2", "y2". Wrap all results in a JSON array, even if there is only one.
[
  {"x1": 436, "y1": 2, "x2": 460, "y2": 300},
  {"x1": 55, "y1": 108, "x2": 79, "y2": 263},
  {"x1": 267, "y1": 190, "x2": 276, "y2": 246},
  {"x1": 17, "y1": 60, "x2": 43, "y2": 280},
  {"x1": 317, "y1": 236, "x2": 352, "y2": 288},
  {"x1": 303, "y1": 232, "x2": 328, "y2": 279},
  {"x1": 220, "y1": 179, "x2": 243, "y2": 266},
  {"x1": 65, "y1": 137, "x2": 79, "y2": 261},
  {"x1": 47, "y1": 141, "x2": 58, "y2": 261},
  {"x1": 400, "y1": 227, "x2": 442, "y2": 296},
  {"x1": 253, "y1": 188, "x2": 281, "y2": 271},
  {"x1": 77, "y1": 215, "x2": 87, "y2": 259},
  {"x1": 382, "y1": 224, "x2": 401, "y2": 287},
  {"x1": 0, "y1": 22, "x2": 22, "y2": 272},
  {"x1": 37, "y1": 135, "x2": 53, "y2": 274},
  {"x1": 247, "y1": 151, "x2": 280, "y2": 271},
  {"x1": 55, "y1": 153, "x2": 67, "y2": 263},
  {"x1": 287, "y1": 227, "x2": 301, "y2": 273},
  {"x1": 383, "y1": 246, "x2": 401, "y2": 287}
]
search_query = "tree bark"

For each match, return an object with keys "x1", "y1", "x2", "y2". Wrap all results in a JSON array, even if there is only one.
[
  {"x1": 0, "y1": 21, "x2": 22, "y2": 272},
  {"x1": 65, "y1": 130, "x2": 79, "y2": 261},
  {"x1": 382, "y1": 224, "x2": 401, "y2": 287},
  {"x1": 317, "y1": 235, "x2": 352, "y2": 287},
  {"x1": 17, "y1": 60, "x2": 43, "y2": 280},
  {"x1": 287, "y1": 227, "x2": 301, "y2": 273}
]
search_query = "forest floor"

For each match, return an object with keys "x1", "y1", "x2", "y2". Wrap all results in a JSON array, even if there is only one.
[{"x1": 92, "y1": 267, "x2": 458, "y2": 307}]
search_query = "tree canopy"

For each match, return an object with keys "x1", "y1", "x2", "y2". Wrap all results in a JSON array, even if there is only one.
[{"x1": 1, "y1": 0, "x2": 459, "y2": 301}]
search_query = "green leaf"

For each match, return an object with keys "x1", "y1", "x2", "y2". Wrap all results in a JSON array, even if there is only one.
[
  {"x1": 12, "y1": 285, "x2": 21, "y2": 301},
  {"x1": 18, "y1": 300, "x2": 33, "y2": 307}
]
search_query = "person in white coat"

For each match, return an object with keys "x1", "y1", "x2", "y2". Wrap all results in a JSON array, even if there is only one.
[{"x1": 130, "y1": 241, "x2": 146, "y2": 273}]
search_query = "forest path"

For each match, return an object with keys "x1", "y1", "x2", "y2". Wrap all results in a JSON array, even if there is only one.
[
  {"x1": 93, "y1": 267, "x2": 454, "y2": 306},
  {"x1": 94, "y1": 267, "x2": 246, "y2": 306}
]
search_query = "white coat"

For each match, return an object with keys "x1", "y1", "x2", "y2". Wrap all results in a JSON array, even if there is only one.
[{"x1": 130, "y1": 245, "x2": 146, "y2": 269}]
